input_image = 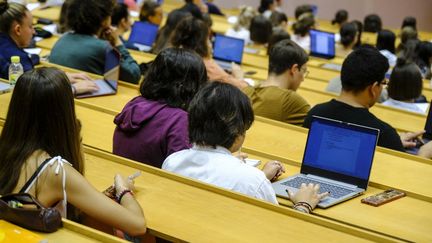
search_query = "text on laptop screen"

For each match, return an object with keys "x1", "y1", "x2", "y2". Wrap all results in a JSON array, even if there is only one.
[
  {"x1": 310, "y1": 30, "x2": 335, "y2": 56},
  {"x1": 303, "y1": 118, "x2": 377, "y2": 180},
  {"x1": 128, "y1": 21, "x2": 159, "y2": 46},
  {"x1": 104, "y1": 48, "x2": 120, "y2": 88},
  {"x1": 213, "y1": 35, "x2": 244, "y2": 64}
]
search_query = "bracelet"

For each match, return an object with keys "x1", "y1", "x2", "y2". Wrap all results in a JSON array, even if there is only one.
[
  {"x1": 293, "y1": 205, "x2": 310, "y2": 214},
  {"x1": 116, "y1": 189, "x2": 133, "y2": 203},
  {"x1": 71, "y1": 85, "x2": 76, "y2": 95},
  {"x1": 293, "y1": 202, "x2": 313, "y2": 214}
]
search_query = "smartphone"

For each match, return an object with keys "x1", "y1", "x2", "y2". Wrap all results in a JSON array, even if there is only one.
[
  {"x1": 361, "y1": 189, "x2": 406, "y2": 207},
  {"x1": 244, "y1": 71, "x2": 257, "y2": 76}
]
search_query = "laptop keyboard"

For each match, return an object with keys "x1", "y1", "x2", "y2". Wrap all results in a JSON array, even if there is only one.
[{"x1": 281, "y1": 177, "x2": 355, "y2": 199}]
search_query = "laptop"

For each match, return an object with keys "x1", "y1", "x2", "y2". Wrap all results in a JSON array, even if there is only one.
[
  {"x1": 213, "y1": 34, "x2": 244, "y2": 71},
  {"x1": 272, "y1": 116, "x2": 379, "y2": 208},
  {"x1": 309, "y1": 29, "x2": 336, "y2": 59},
  {"x1": 76, "y1": 49, "x2": 120, "y2": 99},
  {"x1": 127, "y1": 21, "x2": 159, "y2": 52}
]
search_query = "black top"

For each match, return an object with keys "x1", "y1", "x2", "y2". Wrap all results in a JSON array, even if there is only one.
[{"x1": 303, "y1": 99, "x2": 404, "y2": 152}]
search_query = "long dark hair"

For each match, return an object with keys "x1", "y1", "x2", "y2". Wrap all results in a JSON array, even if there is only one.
[
  {"x1": 170, "y1": 16, "x2": 210, "y2": 58},
  {"x1": 0, "y1": 67, "x2": 84, "y2": 196}
]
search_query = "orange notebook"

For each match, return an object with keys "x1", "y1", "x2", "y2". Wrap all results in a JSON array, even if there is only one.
[{"x1": 0, "y1": 220, "x2": 47, "y2": 243}]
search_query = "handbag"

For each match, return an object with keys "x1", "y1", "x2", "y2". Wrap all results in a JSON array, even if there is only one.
[{"x1": 0, "y1": 193, "x2": 62, "y2": 233}]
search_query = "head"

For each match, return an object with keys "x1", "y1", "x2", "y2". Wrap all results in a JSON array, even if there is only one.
[
  {"x1": 332, "y1": 10, "x2": 348, "y2": 25},
  {"x1": 400, "y1": 26, "x2": 418, "y2": 44},
  {"x1": 139, "y1": 1, "x2": 163, "y2": 25},
  {"x1": 170, "y1": 16, "x2": 210, "y2": 57},
  {"x1": 258, "y1": 0, "x2": 275, "y2": 14},
  {"x1": 0, "y1": 1, "x2": 34, "y2": 48},
  {"x1": 340, "y1": 22, "x2": 358, "y2": 48},
  {"x1": 188, "y1": 82, "x2": 254, "y2": 152},
  {"x1": 234, "y1": 6, "x2": 257, "y2": 31},
  {"x1": 140, "y1": 48, "x2": 208, "y2": 110},
  {"x1": 267, "y1": 27, "x2": 290, "y2": 54},
  {"x1": 66, "y1": 0, "x2": 114, "y2": 35},
  {"x1": 363, "y1": 14, "x2": 382, "y2": 33},
  {"x1": 388, "y1": 59, "x2": 422, "y2": 101},
  {"x1": 401, "y1": 16, "x2": 416, "y2": 30},
  {"x1": 293, "y1": 12, "x2": 315, "y2": 37},
  {"x1": 294, "y1": 4, "x2": 313, "y2": 19},
  {"x1": 0, "y1": 67, "x2": 83, "y2": 195},
  {"x1": 111, "y1": 3, "x2": 131, "y2": 33},
  {"x1": 415, "y1": 41, "x2": 432, "y2": 68},
  {"x1": 250, "y1": 15, "x2": 273, "y2": 44},
  {"x1": 376, "y1": 30, "x2": 396, "y2": 53},
  {"x1": 270, "y1": 11, "x2": 288, "y2": 28},
  {"x1": 58, "y1": 0, "x2": 71, "y2": 34},
  {"x1": 268, "y1": 39, "x2": 309, "y2": 90},
  {"x1": 341, "y1": 47, "x2": 389, "y2": 105},
  {"x1": 351, "y1": 20, "x2": 363, "y2": 48}
]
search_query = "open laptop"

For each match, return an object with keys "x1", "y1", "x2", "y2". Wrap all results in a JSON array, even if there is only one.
[
  {"x1": 127, "y1": 21, "x2": 159, "y2": 52},
  {"x1": 310, "y1": 29, "x2": 336, "y2": 59},
  {"x1": 76, "y1": 49, "x2": 120, "y2": 99},
  {"x1": 213, "y1": 34, "x2": 244, "y2": 72},
  {"x1": 273, "y1": 116, "x2": 379, "y2": 208}
]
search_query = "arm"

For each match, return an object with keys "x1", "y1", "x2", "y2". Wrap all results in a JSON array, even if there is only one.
[{"x1": 116, "y1": 45, "x2": 142, "y2": 84}]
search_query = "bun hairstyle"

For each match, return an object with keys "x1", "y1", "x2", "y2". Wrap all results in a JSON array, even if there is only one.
[
  {"x1": 0, "y1": 0, "x2": 28, "y2": 33},
  {"x1": 293, "y1": 12, "x2": 315, "y2": 36},
  {"x1": 340, "y1": 22, "x2": 358, "y2": 47}
]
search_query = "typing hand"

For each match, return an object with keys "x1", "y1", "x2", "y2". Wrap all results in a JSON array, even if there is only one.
[
  {"x1": 72, "y1": 80, "x2": 99, "y2": 95},
  {"x1": 287, "y1": 183, "x2": 329, "y2": 210},
  {"x1": 66, "y1": 72, "x2": 92, "y2": 83}
]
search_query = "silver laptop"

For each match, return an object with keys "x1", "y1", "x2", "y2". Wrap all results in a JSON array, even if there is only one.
[
  {"x1": 213, "y1": 34, "x2": 244, "y2": 71},
  {"x1": 76, "y1": 48, "x2": 120, "y2": 99},
  {"x1": 273, "y1": 116, "x2": 379, "y2": 208}
]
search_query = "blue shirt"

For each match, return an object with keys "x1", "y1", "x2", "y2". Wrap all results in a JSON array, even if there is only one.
[{"x1": 0, "y1": 33, "x2": 40, "y2": 79}]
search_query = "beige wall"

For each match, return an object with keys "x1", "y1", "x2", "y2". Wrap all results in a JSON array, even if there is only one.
[{"x1": 207, "y1": 0, "x2": 432, "y2": 32}]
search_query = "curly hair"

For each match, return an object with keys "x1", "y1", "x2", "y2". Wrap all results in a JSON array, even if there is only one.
[{"x1": 66, "y1": 0, "x2": 114, "y2": 35}]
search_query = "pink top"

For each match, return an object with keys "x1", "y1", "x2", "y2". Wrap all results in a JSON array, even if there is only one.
[{"x1": 203, "y1": 58, "x2": 248, "y2": 89}]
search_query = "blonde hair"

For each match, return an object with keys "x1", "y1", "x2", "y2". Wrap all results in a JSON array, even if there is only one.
[
  {"x1": 234, "y1": 6, "x2": 257, "y2": 31},
  {"x1": 0, "y1": 1, "x2": 27, "y2": 33}
]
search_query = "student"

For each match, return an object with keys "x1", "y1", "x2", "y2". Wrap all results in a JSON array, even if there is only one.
[
  {"x1": 163, "y1": 82, "x2": 328, "y2": 211},
  {"x1": 249, "y1": 15, "x2": 273, "y2": 45},
  {"x1": 363, "y1": 14, "x2": 382, "y2": 33},
  {"x1": 113, "y1": 48, "x2": 207, "y2": 168},
  {"x1": 336, "y1": 22, "x2": 358, "y2": 57},
  {"x1": 58, "y1": 0, "x2": 70, "y2": 34},
  {"x1": 267, "y1": 28, "x2": 290, "y2": 54},
  {"x1": 111, "y1": 3, "x2": 132, "y2": 44},
  {"x1": 0, "y1": 1, "x2": 98, "y2": 95},
  {"x1": 206, "y1": 0, "x2": 224, "y2": 16},
  {"x1": 292, "y1": 13, "x2": 315, "y2": 51},
  {"x1": 414, "y1": 41, "x2": 432, "y2": 79},
  {"x1": 225, "y1": 6, "x2": 257, "y2": 45},
  {"x1": 170, "y1": 16, "x2": 248, "y2": 89},
  {"x1": 244, "y1": 39, "x2": 310, "y2": 126},
  {"x1": 49, "y1": 0, "x2": 141, "y2": 84},
  {"x1": 382, "y1": 59, "x2": 428, "y2": 114},
  {"x1": 178, "y1": 0, "x2": 207, "y2": 20},
  {"x1": 396, "y1": 27, "x2": 418, "y2": 55},
  {"x1": 401, "y1": 16, "x2": 417, "y2": 30},
  {"x1": 0, "y1": 67, "x2": 146, "y2": 236},
  {"x1": 294, "y1": 4, "x2": 313, "y2": 19},
  {"x1": 139, "y1": 1, "x2": 163, "y2": 26},
  {"x1": 331, "y1": 10, "x2": 348, "y2": 26},
  {"x1": 304, "y1": 47, "x2": 432, "y2": 157},
  {"x1": 258, "y1": 0, "x2": 275, "y2": 19},
  {"x1": 376, "y1": 30, "x2": 397, "y2": 66},
  {"x1": 270, "y1": 11, "x2": 288, "y2": 29}
]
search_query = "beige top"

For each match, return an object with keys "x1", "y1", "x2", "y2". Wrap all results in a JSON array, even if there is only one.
[{"x1": 243, "y1": 85, "x2": 310, "y2": 126}]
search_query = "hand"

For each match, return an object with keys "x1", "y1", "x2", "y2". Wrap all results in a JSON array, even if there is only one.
[
  {"x1": 114, "y1": 174, "x2": 135, "y2": 193},
  {"x1": 231, "y1": 63, "x2": 244, "y2": 80},
  {"x1": 400, "y1": 130, "x2": 425, "y2": 148},
  {"x1": 418, "y1": 141, "x2": 432, "y2": 159},
  {"x1": 99, "y1": 26, "x2": 122, "y2": 47},
  {"x1": 66, "y1": 72, "x2": 92, "y2": 84},
  {"x1": 235, "y1": 152, "x2": 248, "y2": 162},
  {"x1": 287, "y1": 183, "x2": 329, "y2": 210},
  {"x1": 262, "y1": 161, "x2": 285, "y2": 181},
  {"x1": 72, "y1": 80, "x2": 99, "y2": 95}
]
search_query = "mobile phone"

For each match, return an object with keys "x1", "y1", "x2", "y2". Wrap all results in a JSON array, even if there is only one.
[
  {"x1": 244, "y1": 71, "x2": 257, "y2": 76},
  {"x1": 361, "y1": 189, "x2": 406, "y2": 207}
]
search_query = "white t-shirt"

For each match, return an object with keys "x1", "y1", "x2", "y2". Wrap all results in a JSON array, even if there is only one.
[
  {"x1": 380, "y1": 50, "x2": 397, "y2": 67},
  {"x1": 162, "y1": 145, "x2": 278, "y2": 204},
  {"x1": 225, "y1": 28, "x2": 251, "y2": 45},
  {"x1": 381, "y1": 98, "x2": 429, "y2": 114},
  {"x1": 292, "y1": 34, "x2": 310, "y2": 51}
]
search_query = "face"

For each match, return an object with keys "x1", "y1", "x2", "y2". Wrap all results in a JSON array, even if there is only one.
[
  {"x1": 289, "y1": 63, "x2": 308, "y2": 91},
  {"x1": 12, "y1": 11, "x2": 35, "y2": 48},
  {"x1": 369, "y1": 78, "x2": 388, "y2": 106},
  {"x1": 229, "y1": 134, "x2": 246, "y2": 153},
  {"x1": 120, "y1": 15, "x2": 132, "y2": 32},
  {"x1": 149, "y1": 7, "x2": 163, "y2": 26}
]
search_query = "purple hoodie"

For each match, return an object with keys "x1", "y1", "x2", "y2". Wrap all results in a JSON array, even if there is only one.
[{"x1": 113, "y1": 96, "x2": 191, "y2": 168}]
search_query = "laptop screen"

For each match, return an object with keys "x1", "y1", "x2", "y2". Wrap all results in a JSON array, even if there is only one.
[
  {"x1": 104, "y1": 48, "x2": 120, "y2": 89},
  {"x1": 423, "y1": 100, "x2": 432, "y2": 139},
  {"x1": 213, "y1": 34, "x2": 244, "y2": 64},
  {"x1": 302, "y1": 116, "x2": 379, "y2": 188},
  {"x1": 128, "y1": 21, "x2": 159, "y2": 46},
  {"x1": 310, "y1": 30, "x2": 335, "y2": 58}
]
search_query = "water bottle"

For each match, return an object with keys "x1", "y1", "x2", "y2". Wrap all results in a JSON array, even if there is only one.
[{"x1": 9, "y1": 56, "x2": 23, "y2": 89}]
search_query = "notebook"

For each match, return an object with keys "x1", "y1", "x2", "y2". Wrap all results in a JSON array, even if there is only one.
[
  {"x1": 76, "y1": 49, "x2": 120, "y2": 98},
  {"x1": 310, "y1": 29, "x2": 336, "y2": 59},
  {"x1": 127, "y1": 21, "x2": 159, "y2": 52},
  {"x1": 213, "y1": 34, "x2": 244, "y2": 71},
  {"x1": 0, "y1": 81, "x2": 10, "y2": 94},
  {"x1": 272, "y1": 116, "x2": 379, "y2": 208}
]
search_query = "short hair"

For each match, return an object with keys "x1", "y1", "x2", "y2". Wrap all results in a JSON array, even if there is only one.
[
  {"x1": 270, "y1": 11, "x2": 287, "y2": 27},
  {"x1": 67, "y1": 0, "x2": 114, "y2": 35},
  {"x1": 363, "y1": 14, "x2": 382, "y2": 33},
  {"x1": 0, "y1": 1, "x2": 27, "y2": 33},
  {"x1": 140, "y1": 48, "x2": 208, "y2": 110},
  {"x1": 188, "y1": 82, "x2": 254, "y2": 149},
  {"x1": 376, "y1": 30, "x2": 396, "y2": 54},
  {"x1": 170, "y1": 16, "x2": 210, "y2": 57},
  {"x1": 332, "y1": 10, "x2": 348, "y2": 25},
  {"x1": 401, "y1": 16, "x2": 416, "y2": 30},
  {"x1": 258, "y1": 0, "x2": 274, "y2": 14},
  {"x1": 340, "y1": 22, "x2": 358, "y2": 47},
  {"x1": 294, "y1": 4, "x2": 313, "y2": 19},
  {"x1": 269, "y1": 39, "x2": 308, "y2": 75},
  {"x1": 341, "y1": 46, "x2": 389, "y2": 93},
  {"x1": 111, "y1": 2, "x2": 128, "y2": 26},
  {"x1": 250, "y1": 15, "x2": 272, "y2": 44},
  {"x1": 267, "y1": 27, "x2": 290, "y2": 54},
  {"x1": 139, "y1": 0, "x2": 160, "y2": 22},
  {"x1": 351, "y1": 20, "x2": 363, "y2": 48},
  {"x1": 292, "y1": 13, "x2": 315, "y2": 36},
  {"x1": 388, "y1": 59, "x2": 422, "y2": 100}
]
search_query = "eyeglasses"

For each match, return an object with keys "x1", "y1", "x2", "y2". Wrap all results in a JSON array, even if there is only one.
[
  {"x1": 380, "y1": 79, "x2": 389, "y2": 86},
  {"x1": 299, "y1": 66, "x2": 309, "y2": 78}
]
